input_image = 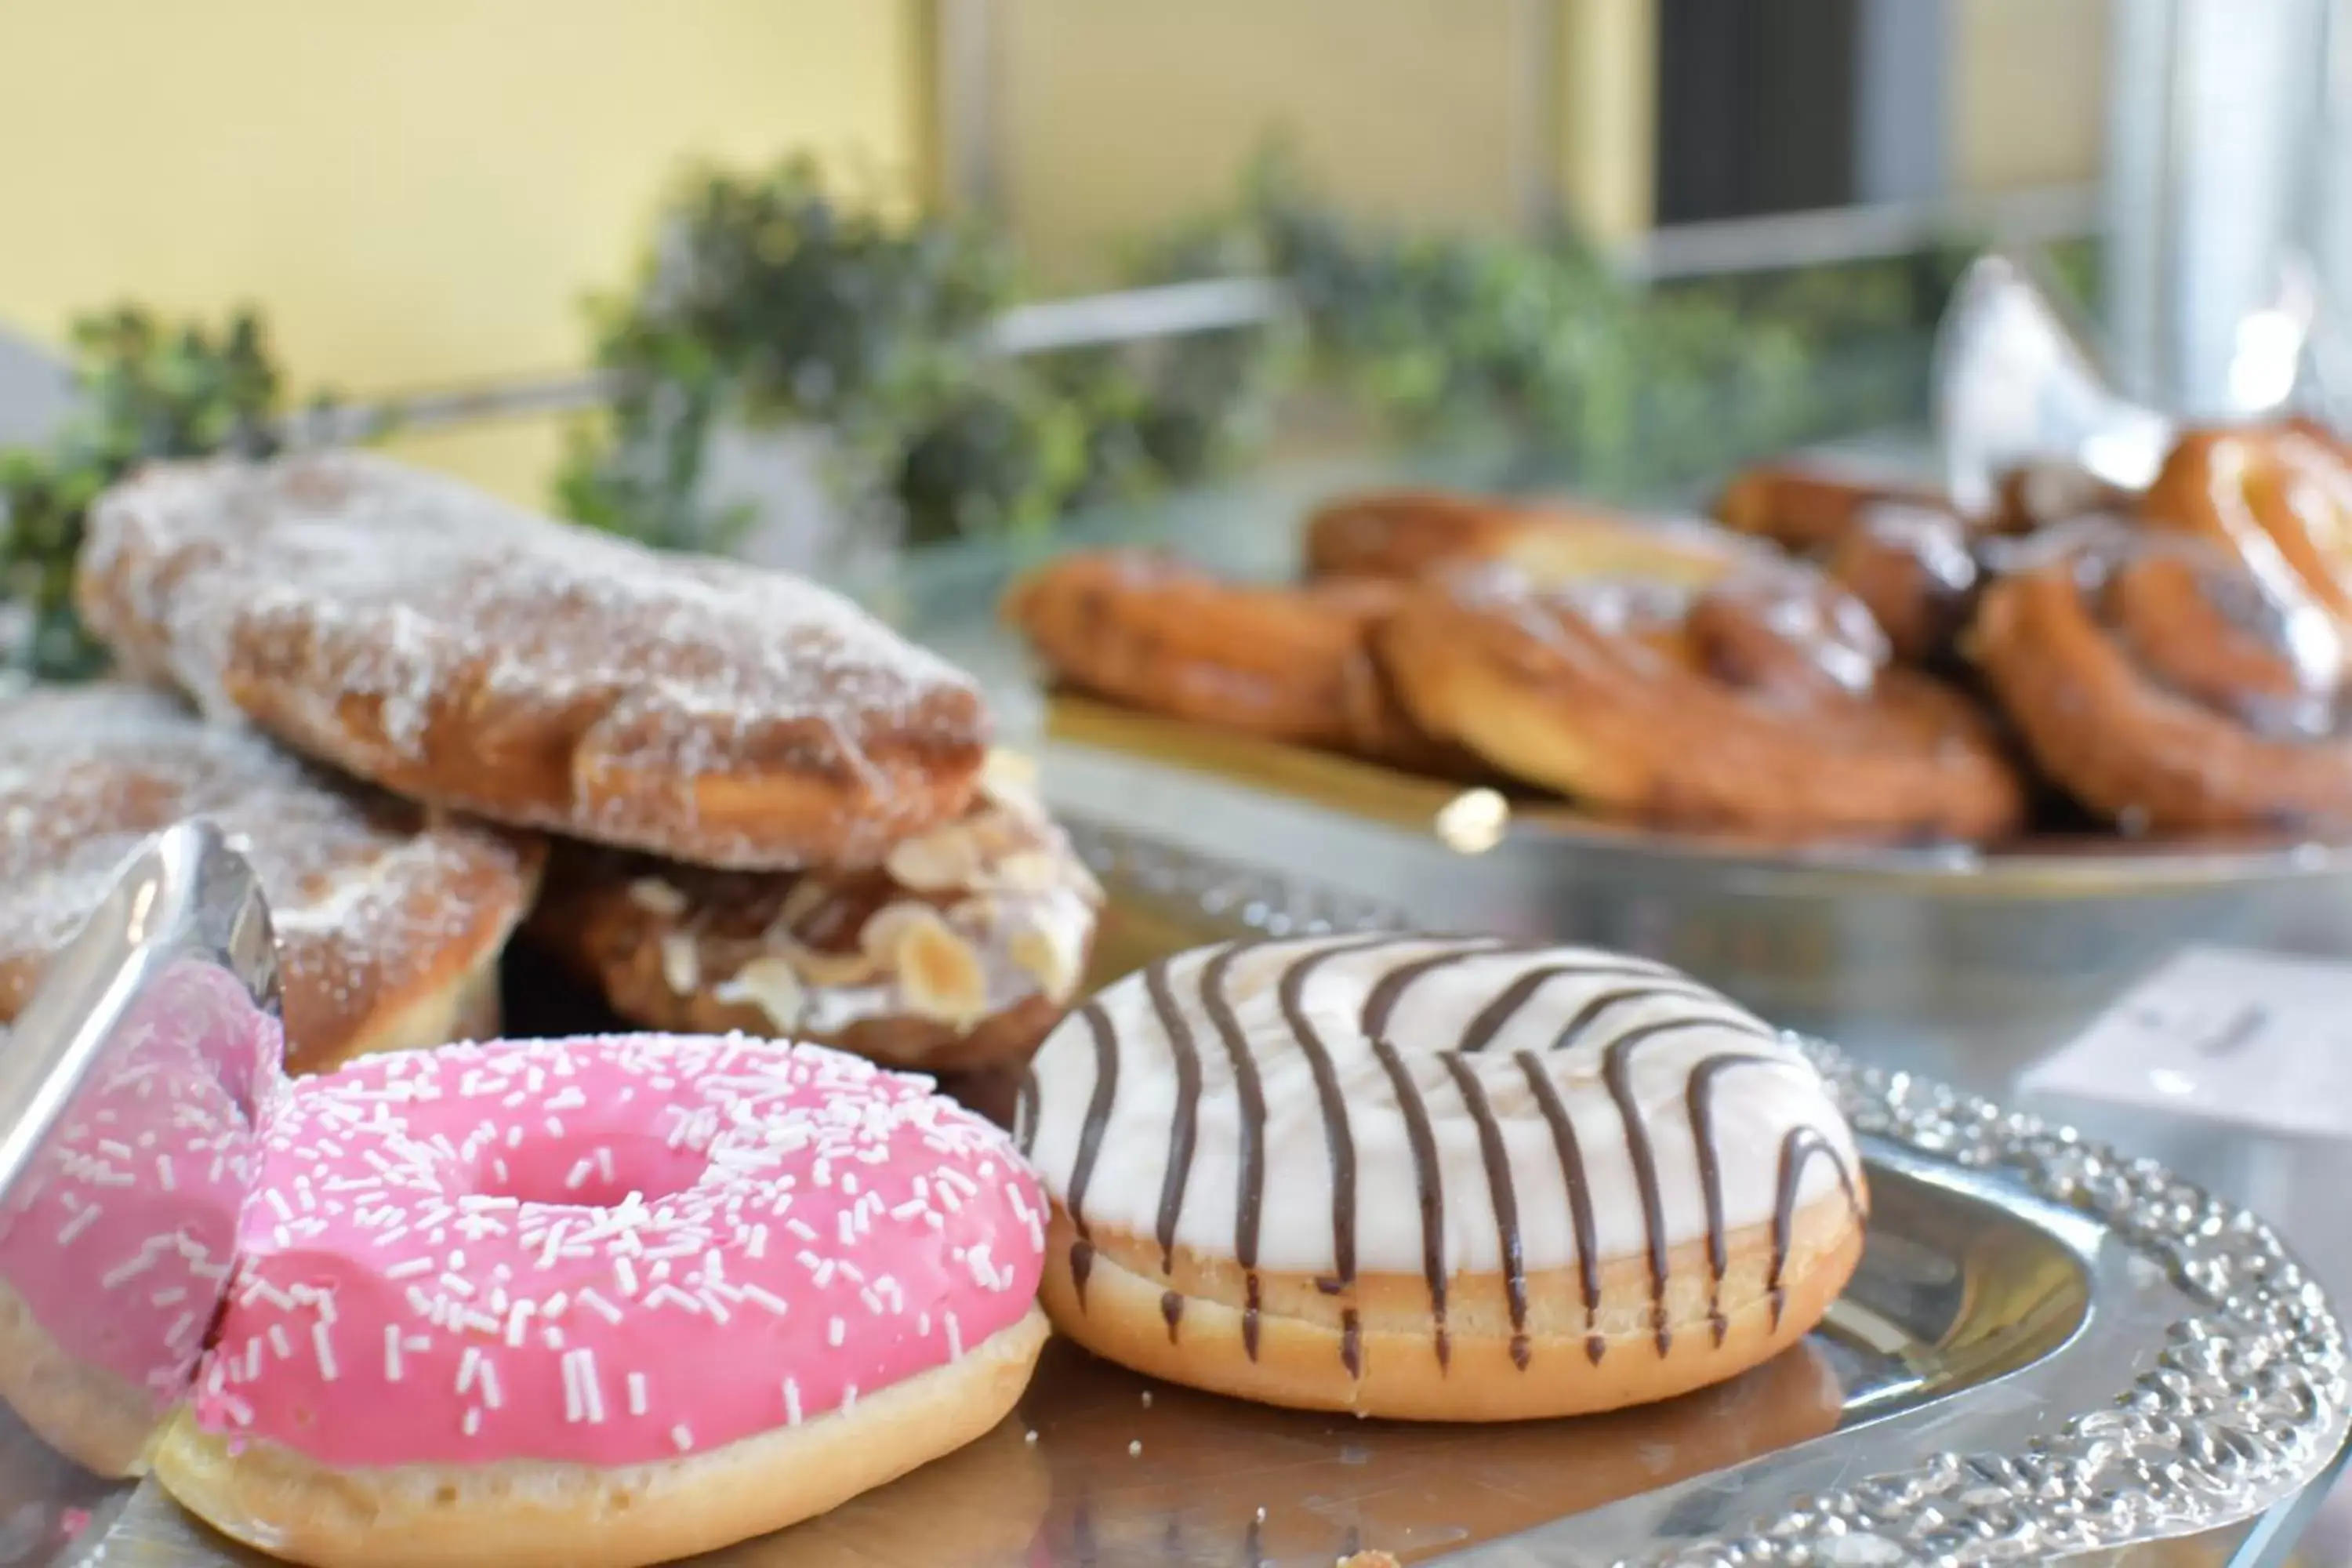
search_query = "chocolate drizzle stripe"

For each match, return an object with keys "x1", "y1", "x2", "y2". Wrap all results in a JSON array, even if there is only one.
[
  {"x1": 1519, "y1": 1052, "x2": 1606, "y2": 1363},
  {"x1": 1013, "y1": 1068, "x2": 1040, "y2": 1158},
  {"x1": 1359, "y1": 937, "x2": 1524, "y2": 1042},
  {"x1": 1196, "y1": 940, "x2": 1272, "y2": 1361},
  {"x1": 1592, "y1": 1014, "x2": 1773, "y2": 1355},
  {"x1": 1062, "y1": 1000, "x2": 1121, "y2": 1308},
  {"x1": 1368, "y1": 1033, "x2": 1450, "y2": 1368},
  {"x1": 1769, "y1": 1125, "x2": 1864, "y2": 1330},
  {"x1": 1053, "y1": 934, "x2": 1845, "y2": 1385},
  {"x1": 1456, "y1": 958, "x2": 1683, "y2": 1053},
  {"x1": 1445, "y1": 1054, "x2": 1528, "y2": 1368},
  {"x1": 1145, "y1": 956, "x2": 1206, "y2": 1276},
  {"x1": 1681, "y1": 1052, "x2": 1791, "y2": 1346},
  {"x1": 1547, "y1": 982, "x2": 1733, "y2": 1054},
  {"x1": 1276, "y1": 935, "x2": 1394, "y2": 1377}
]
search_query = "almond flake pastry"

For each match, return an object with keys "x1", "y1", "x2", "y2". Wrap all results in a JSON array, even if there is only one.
[
  {"x1": 530, "y1": 752, "x2": 1103, "y2": 1073},
  {"x1": 76, "y1": 452, "x2": 991, "y2": 871}
]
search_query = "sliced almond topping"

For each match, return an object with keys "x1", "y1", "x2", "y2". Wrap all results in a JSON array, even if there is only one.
[
  {"x1": 984, "y1": 850, "x2": 1065, "y2": 894},
  {"x1": 980, "y1": 746, "x2": 1040, "y2": 803},
  {"x1": 889, "y1": 907, "x2": 990, "y2": 1028},
  {"x1": 786, "y1": 942, "x2": 880, "y2": 988},
  {"x1": 714, "y1": 956, "x2": 806, "y2": 1034},
  {"x1": 659, "y1": 932, "x2": 701, "y2": 996},
  {"x1": 883, "y1": 822, "x2": 985, "y2": 893},
  {"x1": 1008, "y1": 922, "x2": 1084, "y2": 1003},
  {"x1": 858, "y1": 901, "x2": 927, "y2": 965},
  {"x1": 628, "y1": 878, "x2": 690, "y2": 917},
  {"x1": 771, "y1": 875, "x2": 834, "y2": 932}
]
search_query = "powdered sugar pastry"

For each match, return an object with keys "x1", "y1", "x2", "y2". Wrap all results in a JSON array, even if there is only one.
[
  {"x1": 0, "y1": 684, "x2": 536, "y2": 1070},
  {"x1": 78, "y1": 452, "x2": 991, "y2": 869}
]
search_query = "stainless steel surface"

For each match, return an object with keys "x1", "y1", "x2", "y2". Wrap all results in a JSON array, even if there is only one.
[
  {"x1": 0, "y1": 822, "x2": 284, "y2": 1559},
  {"x1": 1051, "y1": 823, "x2": 2352, "y2": 1567},
  {"x1": 69, "y1": 821, "x2": 2351, "y2": 1567}
]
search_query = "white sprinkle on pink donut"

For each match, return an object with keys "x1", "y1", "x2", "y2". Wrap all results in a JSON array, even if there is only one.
[
  {"x1": 191, "y1": 1033, "x2": 1046, "y2": 1467},
  {"x1": 0, "y1": 961, "x2": 277, "y2": 1405}
]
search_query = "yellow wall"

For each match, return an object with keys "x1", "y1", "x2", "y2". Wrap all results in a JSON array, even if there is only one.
[
  {"x1": 1557, "y1": 0, "x2": 1657, "y2": 243},
  {"x1": 992, "y1": 0, "x2": 1540, "y2": 282},
  {"x1": 0, "y1": 1, "x2": 923, "y2": 503},
  {"x1": 1947, "y1": 0, "x2": 2110, "y2": 192}
]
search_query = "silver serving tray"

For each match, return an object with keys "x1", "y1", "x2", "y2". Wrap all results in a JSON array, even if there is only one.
[
  {"x1": 1058, "y1": 817, "x2": 2352, "y2": 1566},
  {"x1": 1036, "y1": 708, "x2": 2352, "y2": 1080},
  {"x1": 49, "y1": 819, "x2": 2352, "y2": 1568}
]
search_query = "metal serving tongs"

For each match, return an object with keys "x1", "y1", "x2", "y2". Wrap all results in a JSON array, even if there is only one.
[{"x1": 0, "y1": 822, "x2": 285, "y2": 1564}]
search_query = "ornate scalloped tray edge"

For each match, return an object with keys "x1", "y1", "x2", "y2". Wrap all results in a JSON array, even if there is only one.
[{"x1": 1063, "y1": 813, "x2": 2352, "y2": 1567}]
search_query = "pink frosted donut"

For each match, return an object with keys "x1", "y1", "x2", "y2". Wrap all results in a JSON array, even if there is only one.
[
  {"x1": 0, "y1": 959, "x2": 279, "y2": 1478},
  {"x1": 152, "y1": 1033, "x2": 1051, "y2": 1568}
]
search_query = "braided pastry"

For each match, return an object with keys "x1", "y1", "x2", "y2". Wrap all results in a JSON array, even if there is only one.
[
  {"x1": 2139, "y1": 424, "x2": 2352, "y2": 629},
  {"x1": 1003, "y1": 550, "x2": 1467, "y2": 772},
  {"x1": 1377, "y1": 562, "x2": 2026, "y2": 843},
  {"x1": 1818, "y1": 503, "x2": 1982, "y2": 667},
  {"x1": 1711, "y1": 461, "x2": 1949, "y2": 554},
  {"x1": 1304, "y1": 488, "x2": 1761, "y2": 589},
  {"x1": 1972, "y1": 523, "x2": 2352, "y2": 834}
]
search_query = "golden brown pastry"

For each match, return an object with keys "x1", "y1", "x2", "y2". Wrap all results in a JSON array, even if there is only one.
[
  {"x1": 530, "y1": 753, "x2": 1102, "y2": 1073},
  {"x1": 1018, "y1": 936, "x2": 1867, "y2": 1421},
  {"x1": 1002, "y1": 550, "x2": 1467, "y2": 772},
  {"x1": 1377, "y1": 562, "x2": 2026, "y2": 843},
  {"x1": 1304, "y1": 488, "x2": 1762, "y2": 589},
  {"x1": 0, "y1": 683, "x2": 539, "y2": 1073},
  {"x1": 1973, "y1": 523, "x2": 2352, "y2": 835},
  {"x1": 2139, "y1": 423, "x2": 2352, "y2": 628},
  {"x1": 77, "y1": 452, "x2": 989, "y2": 871},
  {"x1": 1712, "y1": 461, "x2": 1948, "y2": 554},
  {"x1": 1820, "y1": 503, "x2": 1982, "y2": 666}
]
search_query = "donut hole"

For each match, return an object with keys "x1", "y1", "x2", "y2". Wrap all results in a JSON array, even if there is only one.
[{"x1": 475, "y1": 1130, "x2": 706, "y2": 1210}]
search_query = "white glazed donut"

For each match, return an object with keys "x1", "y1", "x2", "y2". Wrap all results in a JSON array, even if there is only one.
[
  {"x1": 151, "y1": 1033, "x2": 1051, "y2": 1568},
  {"x1": 1016, "y1": 935, "x2": 1867, "y2": 1421}
]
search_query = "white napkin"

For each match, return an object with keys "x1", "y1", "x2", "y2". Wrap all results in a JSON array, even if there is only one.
[{"x1": 2021, "y1": 945, "x2": 2352, "y2": 1140}]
